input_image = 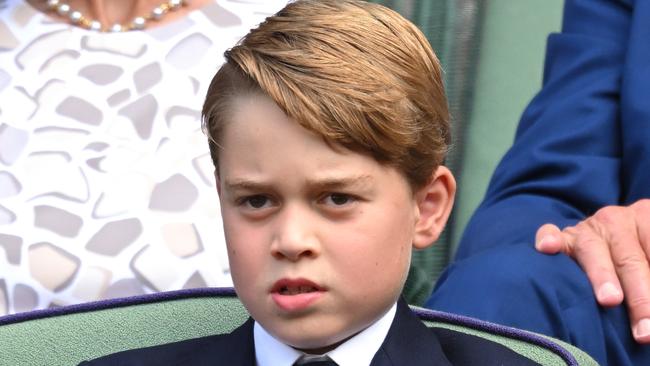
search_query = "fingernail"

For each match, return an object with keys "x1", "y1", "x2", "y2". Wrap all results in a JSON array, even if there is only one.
[
  {"x1": 536, "y1": 235, "x2": 554, "y2": 250},
  {"x1": 634, "y1": 319, "x2": 650, "y2": 340},
  {"x1": 597, "y1": 282, "x2": 621, "y2": 302}
]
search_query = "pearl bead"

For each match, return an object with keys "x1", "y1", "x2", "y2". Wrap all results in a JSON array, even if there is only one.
[
  {"x1": 109, "y1": 24, "x2": 123, "y2": 32},
  {"x1": 152, "y1": 7, "x2": 164, "y2": 20},
  {"x1": 89, "y1": 20, "x2": 102, "y2": 31},
  {"x1": 132, "y1": 17, "x2": 146, "y2": 30},
  {"x1": 46, "y1": 0, "x2": 60, "y2": 9},
  {"x1": 57, "y1": 3, "x2": 70, "y2": 16},
  {"x1": 170, "y1": 0, "x2": 182, "y2": 10},
  {"x1": 69, "y1": 10, "x2": 82, "y2": 23}
]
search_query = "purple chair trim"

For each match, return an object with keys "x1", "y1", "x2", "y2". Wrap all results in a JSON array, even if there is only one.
[
  {"x1": 0, "y1": 287, "x2": 237, "y2": 326},
  {"x1": 411, "y1": 306, "x2": 578, "y2": 366}
]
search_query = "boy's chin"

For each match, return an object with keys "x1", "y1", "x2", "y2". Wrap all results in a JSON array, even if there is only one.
[
  {"x1": 270, "y1": 319, "x2": 365, "y2": 355},
  {"x1": 289, "y1": 332, "x2": 358, "y2": 355}
]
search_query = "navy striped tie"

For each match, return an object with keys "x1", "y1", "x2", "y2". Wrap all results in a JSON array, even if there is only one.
[{"x1": 293, "y1": 354, "x2": 338, "y2": 366}]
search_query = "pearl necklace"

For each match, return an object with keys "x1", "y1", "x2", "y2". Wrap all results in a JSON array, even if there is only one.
[{"x1": 45, "y1": 0, "x2": 187, "y2": 32}]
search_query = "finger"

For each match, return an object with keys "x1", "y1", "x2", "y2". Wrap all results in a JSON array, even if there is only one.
[
  {"x1": 535, "y1": 223, "x2": 565, "y2": 254},
  {"x1": 633, "y1": 199, "x2": 650, "y2": 258},
  {"x1": 568, "y1": 221, "x2": 624, "y2": 307},
  {"x1": 599, "y1": 208, "x2": 650, "y2": 343},
  {"x1": 629, "y1": 200, "x2": 650, "y2": 343}
]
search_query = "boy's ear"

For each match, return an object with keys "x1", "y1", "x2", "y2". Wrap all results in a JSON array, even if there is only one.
[{"x1": 412, "y1": 166, "x2": 456, "y2": 250}]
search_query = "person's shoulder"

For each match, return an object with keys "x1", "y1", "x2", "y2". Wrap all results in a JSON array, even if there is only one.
[
  {"x1": 386, "y1": 300, "x2": 540, "y2": 365},
  {"x1": 78, "y1": 318, "x2": 255, "y2": 365},
  {"x1": 429, "y1": 326, "x2": 541, "y2": 365}
]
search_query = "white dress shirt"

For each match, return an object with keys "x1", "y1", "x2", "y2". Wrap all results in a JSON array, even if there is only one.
[{"x1": 254, "y1": 302, "x2": 398, "y2": 366}]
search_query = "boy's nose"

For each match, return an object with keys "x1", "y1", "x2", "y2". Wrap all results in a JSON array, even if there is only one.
[{"x1": 270, "y1": 205, "x2": 320, "y2": 261}]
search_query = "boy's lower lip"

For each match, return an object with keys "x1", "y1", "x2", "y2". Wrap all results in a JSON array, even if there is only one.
[{"x1": 271, "y1": 291, "x2": 324, "y2": 312}]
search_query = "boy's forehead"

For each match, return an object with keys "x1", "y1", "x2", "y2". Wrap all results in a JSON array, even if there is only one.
[
  {"x1": 225, "y1": 94, "x2": 329, "y2": 147},
  {"x1": 218, "y1": 94, "x2": 409, "y2": 181}
]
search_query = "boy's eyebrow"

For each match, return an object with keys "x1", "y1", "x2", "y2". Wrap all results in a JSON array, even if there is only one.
[
  {"x1": 222, "y1": 179, "x2": 272, "y2": 191},
  {"x1": 306, "y1": 174, "x2": 374, "y2": 190},
  {"x1": 223, "y1": 174, "x2": 374, "y2": 191}
]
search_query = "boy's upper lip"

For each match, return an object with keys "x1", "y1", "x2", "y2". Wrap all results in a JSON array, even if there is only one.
[{"x1": 270, "y1": 278, "x2": 325, "y2": 293}]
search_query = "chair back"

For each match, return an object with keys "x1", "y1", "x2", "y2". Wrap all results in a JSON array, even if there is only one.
[{"x1": 0, "y1": 288, "x2": 597, "y2": 366}]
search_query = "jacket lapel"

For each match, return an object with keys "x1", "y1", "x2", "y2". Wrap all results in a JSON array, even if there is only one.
[
  {"x1": 213, "y1": 317, "x2": 257, "y2": 366},
  {"x1": 370, "y1": 298, "x2": 452, "y2": 366}
]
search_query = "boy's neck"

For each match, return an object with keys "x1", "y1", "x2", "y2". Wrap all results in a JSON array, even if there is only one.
[{"x1": 253, "y1": 302, "x2": 398, "y2": 366}]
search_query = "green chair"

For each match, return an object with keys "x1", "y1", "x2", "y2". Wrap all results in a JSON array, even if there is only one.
[{"x1": 0, "y1": 287, "x2": 597, "y2": 365}]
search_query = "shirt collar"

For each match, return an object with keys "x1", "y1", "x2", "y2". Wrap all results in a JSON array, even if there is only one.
[
  {"x1": 254, "y1": 321, "x2": 302, "y2": 366},
  {"x1": 254, "y1": 301, "x2": 397, "y2": 366}
]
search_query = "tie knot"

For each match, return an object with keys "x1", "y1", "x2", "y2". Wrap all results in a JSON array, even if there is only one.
[{"x1": 293, "y1": 354, "x2": 338, "y2": 366}]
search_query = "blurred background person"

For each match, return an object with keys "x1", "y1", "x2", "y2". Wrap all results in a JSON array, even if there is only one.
[{"x1": 0, "y1": 0, "x2": 288, "y2": 314}]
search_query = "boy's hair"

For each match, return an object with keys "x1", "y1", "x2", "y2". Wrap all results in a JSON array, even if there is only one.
[{"x1": 202, "y1": 0, "x2": 449, "y2": 189}]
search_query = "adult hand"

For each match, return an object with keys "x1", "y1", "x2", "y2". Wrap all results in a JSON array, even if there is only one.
[{"x1": 535, "y1": 199, "x2": 650, "y2": 344}]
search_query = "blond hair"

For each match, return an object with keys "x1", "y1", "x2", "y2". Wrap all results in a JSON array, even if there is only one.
[{"x1": 202, "y1": 0, "x2": 449, "y2": 189}]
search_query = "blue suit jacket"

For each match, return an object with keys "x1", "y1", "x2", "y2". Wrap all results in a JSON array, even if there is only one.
[
  {"x1": 456, "y1": 0, "x2": 649, "y2": 260},
  {"x1": 80, "y1": 299, "x2": 538, "y2": 365},
  {"x1": 427, "y1": 1, "x2": 650, "y2": 364}
]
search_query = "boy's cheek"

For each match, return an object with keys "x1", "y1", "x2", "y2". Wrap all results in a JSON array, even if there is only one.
[{"x1": 223, "y1": 222, "x2": 265, "y2": 267}]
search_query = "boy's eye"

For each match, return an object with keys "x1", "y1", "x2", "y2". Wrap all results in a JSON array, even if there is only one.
[
  {"x1": 242, "y1": 195, "x2": 271, "y2": 209},
  {"x1": 323, "y1": 193, "x2": 355, "y2": 206}
]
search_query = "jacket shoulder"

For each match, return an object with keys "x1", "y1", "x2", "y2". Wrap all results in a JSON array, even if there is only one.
[{"x1": 431, "y1": 326, "x2": 540, "y2": 365}]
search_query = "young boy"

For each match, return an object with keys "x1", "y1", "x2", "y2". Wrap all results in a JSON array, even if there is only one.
[{"x1": 82, "y1": 1, "x2": 538, "y2": 364}]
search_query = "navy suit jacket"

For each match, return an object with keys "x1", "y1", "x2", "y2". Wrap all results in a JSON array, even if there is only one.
[
  {"x1": 80, "y1": 299, "x2": 538, "y2": 365},
  {"x1": 456, "y1": 0, "x2": 649, "y2": 259}
]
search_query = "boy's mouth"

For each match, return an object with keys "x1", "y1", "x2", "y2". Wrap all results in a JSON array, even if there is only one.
[
  {"x1": 278, "y1": 285, "x2": 318, "y2": 295},
  {"x1": 271, "y1": 279, "x2": 324, "y2": 295},
  {"x1": 271, "y1": 278, "x2": 325, "y2": 312}
]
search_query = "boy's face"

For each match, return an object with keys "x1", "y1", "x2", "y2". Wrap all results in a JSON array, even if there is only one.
[{"x1": 217, "y1": 95, "x2": 445, "y2": 352}]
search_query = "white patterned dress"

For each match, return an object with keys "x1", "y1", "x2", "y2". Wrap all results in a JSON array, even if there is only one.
[{"x1": 0, "y1": 0, "x2": 288, "y2": 314}]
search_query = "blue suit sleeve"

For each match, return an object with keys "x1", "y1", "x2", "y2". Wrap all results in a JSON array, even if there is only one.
[
  {"x1": 455, "y1": 0, "x2": 633, "y2": 259},
  {"x1": 620, "y1": 0, "x2": 650, "y2": 203}
]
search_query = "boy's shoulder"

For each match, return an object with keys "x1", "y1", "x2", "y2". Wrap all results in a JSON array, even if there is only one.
[
  {"x1": 429, "y1": 326, "x2": 541, "y2": 365},
  {"x1": 385, "y1": 299, "x2": 540, "y2": 365},
  {"x1": 79, "y1": 302, "x2": 539, "y2": 366}
]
